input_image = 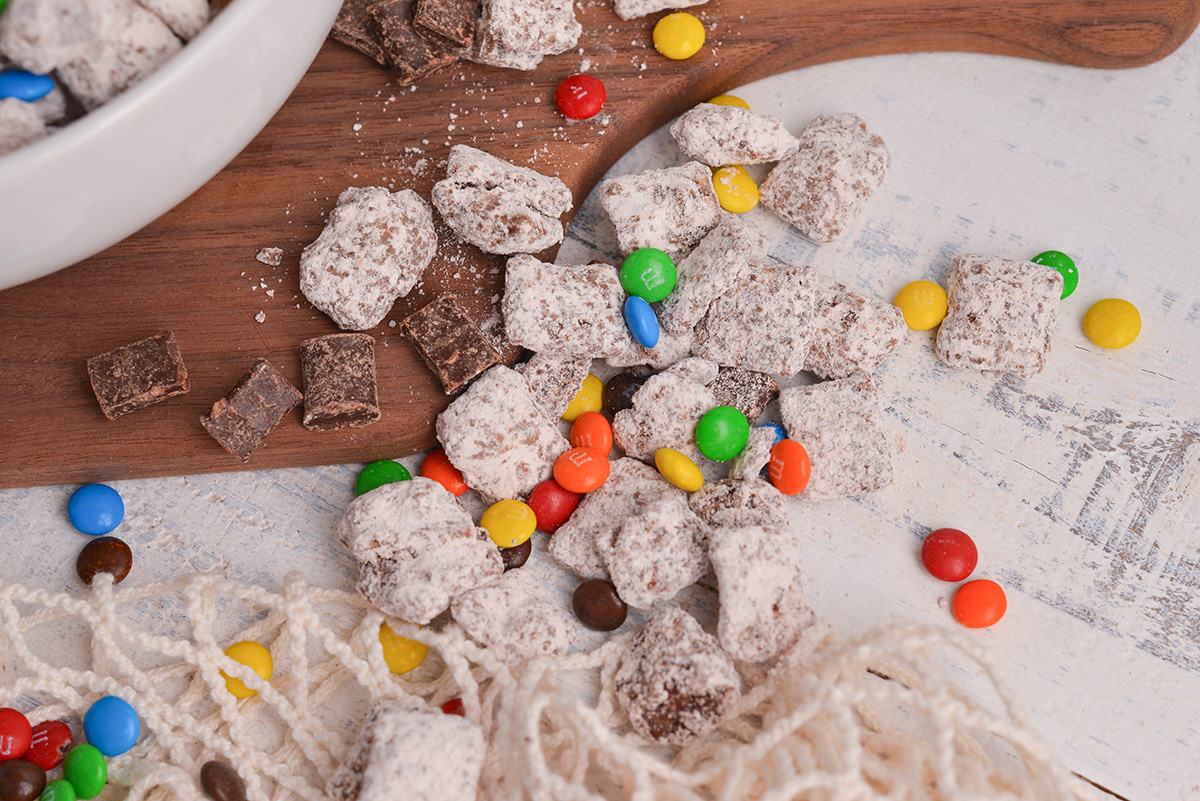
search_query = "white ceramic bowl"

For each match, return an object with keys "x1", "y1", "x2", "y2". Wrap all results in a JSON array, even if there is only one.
[{"x1": 0, "y1": 0, "x2": 343, "y2": 291}]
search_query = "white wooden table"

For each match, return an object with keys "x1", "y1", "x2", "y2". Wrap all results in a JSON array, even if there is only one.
[{"x1": 3, "y1": 34, "x2": 1199, "y2": 801}]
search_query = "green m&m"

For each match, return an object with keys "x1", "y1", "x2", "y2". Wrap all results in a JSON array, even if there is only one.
[
  {"x1": 1031, "y1": 250, "x2": 1078, "y2": 299},
  {"x1": 355, "y1": 460, "x2": 411, "y2": 497},
  {"x1": 695, "y1": 406, "x2": 750, "y2": 461},
  {"x1": 40, "y1": 780, "x2": 77, "y2": 801},
  {"x1": 620, "y1": 248, "x2": 677, "y2": 303},
  {"x1": 62, "y1": 745, "x2": 106, "y2": 801}
]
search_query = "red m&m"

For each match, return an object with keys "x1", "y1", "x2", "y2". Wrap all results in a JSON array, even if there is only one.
[
  {"x1": 0, "y1": 708, "x2": 31, "y2": 762},
  {"x1": 921, "y1": 528, "x2": 978, "y2": 582},
  {"x1": 527, "y1": 479, "x2": 580, "y2": 534},
  {"x1": 555, "y1": 74, "x2": 606, "y2": 120},
  {"x1": 23, "y1": 721, "x2": 72, "y2": 771}
]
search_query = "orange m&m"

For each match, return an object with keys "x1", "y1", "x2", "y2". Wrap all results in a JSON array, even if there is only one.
[
  {"x1": 952, "y1": 579, "x2": 1007, "y2": 628},
  {"x1": 767, "y1": 439, "x2": 811, "y2": 495},
  {"x1": 570, "y1": 411, "x2": 613, "y2": 455},
  {"x1": 421, "y1": 448, "x2": 468, "y2": 496},
  {"x1": 553, "y1": 447, "x2": 610, "y2": 493}
]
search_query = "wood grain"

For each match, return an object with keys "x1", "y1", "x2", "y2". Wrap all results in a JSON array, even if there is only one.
[{"x1": 0, "y1": 0, "x2": 1195, "y2": 488}]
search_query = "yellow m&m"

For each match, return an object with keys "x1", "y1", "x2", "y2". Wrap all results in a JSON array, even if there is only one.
[
  {"x1": 893, "y1": 280, "x2": 949, "y2": 331},
  {"x1": 712, "y1": 165, "x2": 759, "y2": 213},
  {"x1": 655, "y1": 448, "x2": 703, "y2": 492},
  {"x1": 563, "y1": 374, "x2": 603, "y2": 421},
  {"x1": 221, "y1": 641, "x2": 273, "y2": 698},
  {"x1": 481, "y1": 499, "x2": 537, "y2": 548},
  {"x1": 379, "y1": 622, "x2": 428, "y2": 674},
  {"x1": 653, "y1": 12, "x2": 705, "y2": 60},
  {"x1": 706, "y1": 94, "x2": 749, "y2": 109},
  {"x1": 1084, "y1": 298, "x2": 1140, "y2": 348}
]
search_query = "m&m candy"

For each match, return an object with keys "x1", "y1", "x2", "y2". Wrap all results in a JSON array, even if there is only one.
[
  {"x1": 0, "y1": 760, "x2": 45, "y2": 801},
  {"x1": 1031, "y1": 250, "x2": 1078, "y2": 299},
  {"x1": 421, "y1": 448, "x2": 468, "y2": 496},
  {"x1": 706, "y1": 94, "x2": 749, "y2": 109},
  {"x1": 0, "y1": 70, "x2": 54, "y2": 103},
  {"x1": 555, "y1": 74, "x2": 606, "y2": 120},
  {"x1": 695, "y1": 406, "x2": 749, "y2": 461},
  {"x1": 0, "y1": 708, "x2": 31, "y2": 761},
  {"x1": 378, "y1": 622, "x2": 427, "y2": 674},
  {"x1": 653, "y1": 12, "x2": 705, "y2": 60},
  {"x1": 40, "y1": 779, "x2": 76, "y2": 801},
  {"x1": 553, "y1": 447, "x2": 610, "y2": 494},
  {"x1": 82, "y1": 697, "x2": 138, "y2": 758},
  {"x1": 893, "y1": 280, "x2": 948, "y2": 331},
  {"x1": 620, "y1": 248, "x2": 676, "y2": 302},
  {"x1": 921, "y1": 528, "x2": 977, "y2": 582},
  {"x1": 67, "y1": 485, "x2": 123, "y2": 536},
  {"x1": 767, "y1": 439, "x2": 810, "y2": 495},
  {"x1": 1084, "y1": 298, "x2": 1140, "y2": 349},
  {"x1": 623, "y1": 297, "x2": 660, "y2": 349},
  {"x1": 527, "y1": 479, "x2": 580, "y2": 534},
  {"x1": 952, "y1": 579, "x2": 1007, "y2": 628},
  {"x1": 570, "y1": 412, "x2": 613, "y2": 455},
  {"x1": 23, "y1": 722, "x2": 71, "y2": 772},
  {"x1": 563, "y1": 374, "x2": 604, "y2": 421},
  {"x1": 654, "y1": 448, "x2": 703, "y2": 492},
  {"x1": 441, "y1": 699, "x2": 466, "y2": 717},
  {"x1": 62, "y1": 746, "x2": 106, "y2": 800},
  {"x1": 711, "y1": 166, "x2": 759, "y2": 213},
  {"x1": 355, "y1": 460, "x2": 411, "y2": 497},
  {"x1": 221, "y1": 641, "x2": 273, "y2": 699},
  {"x1": 481, "y1": 499, "x2": 537, "y2": 548},
  {"x1": 760, "y1": 422, "x2": 786, "y2": 446},
  {"x1": 602, "y1": 372, "x2": 644, "y2": 414}
]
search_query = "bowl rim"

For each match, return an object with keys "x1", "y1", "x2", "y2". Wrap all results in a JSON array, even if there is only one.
[{"x1": 0, "y1": 0, "x2": 286, "y2": 172}]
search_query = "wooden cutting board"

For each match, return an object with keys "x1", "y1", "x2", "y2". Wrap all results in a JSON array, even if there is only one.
[{"x1": 0, "y1": 0, "x2": 1195, "y2": 489}]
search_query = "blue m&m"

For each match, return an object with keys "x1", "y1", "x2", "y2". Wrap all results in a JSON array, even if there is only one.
[
  {"x1": 67, "y1": 485, "x2": 124, "y2": 536},
  {"x1": 623, "y1": 296, "x2": 659, "y2": 348},
  {"x1": 0, "y1": 71, "x2": 54, "y2": 103},
  {"x1": 82, "y1": 696, "x2": 139, "y2": 757}
]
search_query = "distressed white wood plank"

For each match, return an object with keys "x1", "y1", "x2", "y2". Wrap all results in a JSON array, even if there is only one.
[{"x1": 3, "y1": 36, "x2": 1200, "y2": 801}]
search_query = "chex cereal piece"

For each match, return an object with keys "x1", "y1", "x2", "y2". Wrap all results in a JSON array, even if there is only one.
[
  {"x1": 709, "y1": 525, "x2": 816, "y2": 663},
  {"x1": 402, "y1": 294, "x2": 500, "y2": 394},
  {"x1": 134, "y1": 0, "x2": 209, "y2": 40},
  {"x1": 760, "y1": 113, "x2": 890, "y2": 243},
  {"x1": 55, "y1": 0, "x2": 182, "y2": 110},
  {"x1": 612, "y1": 0, "x2": 705, "y2": 19},
  {"x1": 548, "y1": 458, "x2": 684, "y2": 579},
  {"x1": 615, "y1": 607, "x2": 741, "y2": 745},
  {"x1": 515, "y1": 353, "x2": 590, "y2": 420},
  {"x1": 432, "y1": 145, "x2": 572, "y2": 254},
  {"x1": 689, "y1": 477, "x2": 788, "y2": 529},
  {"x1": 200, "y1": 360, "x2": 302, "y2": 463},
  {"x1": 299, "y1": 334, "x2": 380, "y2": 430},
  {"x1": 0, "y1": 99, "x2": 48, "y2": 155},
  {"x1": 692, "y1": 261, "x2": 818, "y2": 376},
  {"x1": 451, "y1": 569, "x2": 575, "y2": 665},
  {"x1": 605, "y1": 326, "x2": 695, "y2": 370},
  {"x1": 472, "y1": 0, "x2": 580, "y2": 70},
  {"x1": 436, "y1": 365, "x2": 569, "y2": 501},
  {"x1": 727, "y1": 425, "x2": 775, "y2": 481},
  {"x1": 87, "y1": 331, "x2": 189, "y2": 420},
  {"x1": 335, "y1": 478, "x2": 502, "y2": 624},
  {"x1": 708, "y1": 367, "x2": 778, "y2": 422},
  {"x1": 601, "y1": 496, "x2": 710, "y2": 610},
  {"x1": 612, "y1": 358, "x2": 718, "y2": 461},
  {"x1": 502, "y1": 255, "x2": 626, "y2": 358},
  {"x1": 331, "y1": 0, "x2": 389, "y2": 65},
  {"x1": 369, "y1": 0, "x2": 458, "y2": 85},
  {"x1": 804, "y1": 276, "x2": 906, "y2": 379},
  {"x1": 327, "y1": 701, "x2": 485, "y2": 801},
  {"x1": 778, "y1": 373, "x2": 893, "y2": 500},
  {"x1": 415, "y1": 0, "x2": 480, "y2": 48},
  {"x1": 670, "y1": 104, "x2": 800, "y2": 167},
  {"x1": 599, "y1": 161, "x2": 722, "y2": 257},
  {"x1": 0, "y1": 0, "x2": 90, "y2": 74},
  {"x1": 935, "y1": 253, "x2": 1063, "y2": 378},
  {"x1": 300, "y1": 187, "x2": 437, "y2": 331},
  {"x1": 658, "y1": 215, "x2": 768, "y2": 335}
]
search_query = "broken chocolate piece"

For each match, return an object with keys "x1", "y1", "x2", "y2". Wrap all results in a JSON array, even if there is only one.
[
  {"x1": 87, "y1": 331, "x2": 190, "y2": 420},
  {"x1": 300, "y1": 334, "x2": 381, "y2": 431},
  {"x1": 331, "y1": 0, "x2": 389, "y2": 65},
  {"x1": 200, "y1": 360, "x2": 303, "y2": 462},
  {"x1": 402, "y1": 294, "x2": 501, "y2": 394},
  {"x1": 414, "y1": 0, "x2": 479, "y2": 48},
  {"x1": 708, "y1": 367, "x2": 779, "y2": 422},
  {"x1": 369, "y1": 0, "x2": 458, "y2": 85}
]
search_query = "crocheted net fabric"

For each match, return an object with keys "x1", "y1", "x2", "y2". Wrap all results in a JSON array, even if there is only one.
[{"x1": 0, "y1": 572, "x2": 1092, "y2": 801}]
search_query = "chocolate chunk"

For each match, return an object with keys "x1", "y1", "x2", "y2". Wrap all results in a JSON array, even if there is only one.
[
  {"x1": 86, "y1": 331, "x2": 190, "y2": 420},
  {"x1": 200, "y1": 360, "x2": 303, "y2": 462},
  {"x1": 414, "y1": 0, "x2": 479, "y2": 48},
  {"x1": 708, "y1": 367, "x2": 779, "y2": 421},
  {"x1": 300, "y1": 334, "x2": 381, "y2": 431},
  {"x1": 76, "y1": 536, "x2": 133, "y2": 585},
  {"x1": 331, "y1": 0, "x2": 389, "y2": 65},
  {"x1": 402, "y1": 295, "x2": 500, "y2": 394},
  {"x1": 369, "y1": 0, "x2": 458, "y2": 85}
]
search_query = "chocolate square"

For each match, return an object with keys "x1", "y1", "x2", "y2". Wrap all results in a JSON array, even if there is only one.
[
  {"x1": 87, "y1": 331, "x2": 190, "y2": 420},
  {"x1": 402, "y1": 294, "x2": 500, "y2": 394},
  {"x1": 300, "y1": 333, "x2": 381, "y2": 431},
  {"x1": 331, "y1": 0, "x2": 390, "y2": 65},
  {"x1": 369, "y1": 0, "x2": 458, "y2": 85},
  {"x1": 414, "y1": 0, "x2": 480, "y2": 48},
  {"x1": 708, "y1": 367, "x2": 779, "y2": 422},
  {"x1": 200, "y1": 360, "x2": 303, "y2": 462}
]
